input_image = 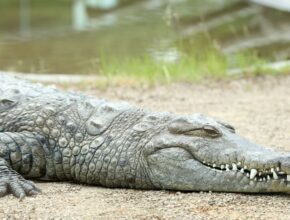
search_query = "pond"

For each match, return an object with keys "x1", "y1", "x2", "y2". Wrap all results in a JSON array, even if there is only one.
[{"x1": 1, "y1": 0, "x2": 290, "y2": 82}]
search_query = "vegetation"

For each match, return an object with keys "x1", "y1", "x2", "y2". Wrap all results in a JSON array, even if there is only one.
[{"x1": 0, "y1": 0, "x2": 290, "y2": 86}]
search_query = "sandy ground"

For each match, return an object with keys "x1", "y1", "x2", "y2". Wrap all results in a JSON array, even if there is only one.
[{"x1": 1, "y1": 75, "x2": 290, "y2": 219}]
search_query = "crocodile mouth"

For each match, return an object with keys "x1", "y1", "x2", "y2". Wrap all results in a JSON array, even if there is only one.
[{"x1": 201, "y1": 161, "x2": 290, "y2": 182}]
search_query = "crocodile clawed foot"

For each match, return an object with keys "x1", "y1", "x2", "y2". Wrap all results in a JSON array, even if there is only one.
[{"x1": 0, "y1": 164, "x2": 41, "y2": 199}]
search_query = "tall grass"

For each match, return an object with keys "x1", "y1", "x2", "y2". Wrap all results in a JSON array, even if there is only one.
[{"x1": 98, "y1": 48, "x2": 228, "y2": 86}]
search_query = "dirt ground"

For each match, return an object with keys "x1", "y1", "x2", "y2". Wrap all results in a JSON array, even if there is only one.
[{"x1": 1, "y1": 75, "x2": 290, "y2": 219}]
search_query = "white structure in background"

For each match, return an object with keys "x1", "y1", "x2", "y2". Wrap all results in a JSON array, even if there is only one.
[
  {"x1": 248, "y1": 0, "x2": 290, "y2": 12},
  {"x1": 73, "y1": 0, "x2": 89, "y2": 31},
  {"x1": 73, "y1": 0, "x2": 118, "y2": 31},
  {"x1": 86, "y1": 0, "x2": 118, "y2": 10}
]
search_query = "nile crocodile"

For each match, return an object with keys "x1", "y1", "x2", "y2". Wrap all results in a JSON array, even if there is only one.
[{"x1": 0, "y1": 74, "x2": 290, "y2": 199}]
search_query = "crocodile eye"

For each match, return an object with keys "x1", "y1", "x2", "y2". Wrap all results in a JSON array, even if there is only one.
[
  {"x1": 203, "y1": 125, "x2": 221, "y2": 137},
  {"x1": 182, "y1": 125, "x2": 221, "y2": 138},
  {"x1": 168, "y1": 117, "x2": 222, "y2": 138}
]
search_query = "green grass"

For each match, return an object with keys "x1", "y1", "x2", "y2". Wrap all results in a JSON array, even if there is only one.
[
  {"x1": 97, "y1": 44, "x2": 287, "y2": 87},
  {"x1": 1, "y1": 0, "x2": 290, "y2": 87},
  {"x1": 98, "y1": 49, "x2": 227, "y2": 86}
]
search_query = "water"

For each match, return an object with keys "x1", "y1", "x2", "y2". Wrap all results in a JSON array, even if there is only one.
[{"x1": 0, "y1": 0, "x2": 290, "y2": 76}]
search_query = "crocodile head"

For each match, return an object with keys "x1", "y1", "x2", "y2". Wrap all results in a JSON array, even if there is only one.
[{"x1": 144, "y1": 114, "x2": 290, "y2": 193}]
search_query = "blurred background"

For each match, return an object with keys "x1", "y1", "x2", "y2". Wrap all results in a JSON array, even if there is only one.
[{"x1": 1, "y1": 0, "x2": 290, "y2": 84}]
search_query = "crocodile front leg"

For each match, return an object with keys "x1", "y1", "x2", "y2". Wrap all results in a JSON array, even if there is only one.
[{"x1": 0, "y1": 132, "x2": 45, "y2": 198}]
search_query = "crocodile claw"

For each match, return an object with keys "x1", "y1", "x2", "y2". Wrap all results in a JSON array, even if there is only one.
[{"x1": 0, "y1": 165, "x2": 41, "y2": 199}]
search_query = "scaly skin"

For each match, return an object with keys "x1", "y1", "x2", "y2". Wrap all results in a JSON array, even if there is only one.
[{"x1": 0, "y1": 74, "x2": 290, "y2": 199}]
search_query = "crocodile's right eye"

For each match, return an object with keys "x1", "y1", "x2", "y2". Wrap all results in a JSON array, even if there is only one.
[
  {"x1": 168, "y1": 117, "x2": 222, "y2": 138},
  {"x1": 183, "y1": 125, "x2": 221, "y2": 138},
  {"x1": 202, "y1": 125, "x2": 221, "y2": 137}
]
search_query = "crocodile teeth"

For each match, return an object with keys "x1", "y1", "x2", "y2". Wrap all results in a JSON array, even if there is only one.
[
  {"x1": 212, "y1": 164, "x2": 216, "y2": 168},
  {"x1": 221, "y1": 165, "x2": 225, "y2": 170},
  {"x1": 287, "y1": 175, "x2": 290, "y2": 181},
  {"x1": 225, "y1": 164, "x2": 230, "y2": 171},
  {"x1": 232, "y1": 163, "x2": 238, "y2": 171},
  {"x1": 270, "y1": 168, "x2": 279, "y2": 180},
  {"x1": 272, "y1": 170, "x2": 279, "y2": 180},
  {"x1": 250, "y1": 169, "x2": 258, "y2": 179},
  {"x1": 240, "y1": 168, "x2": 244, "y2": 173},
  {"x1": 267, "y1": 175, "x2": 271, "y2": 180}
]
